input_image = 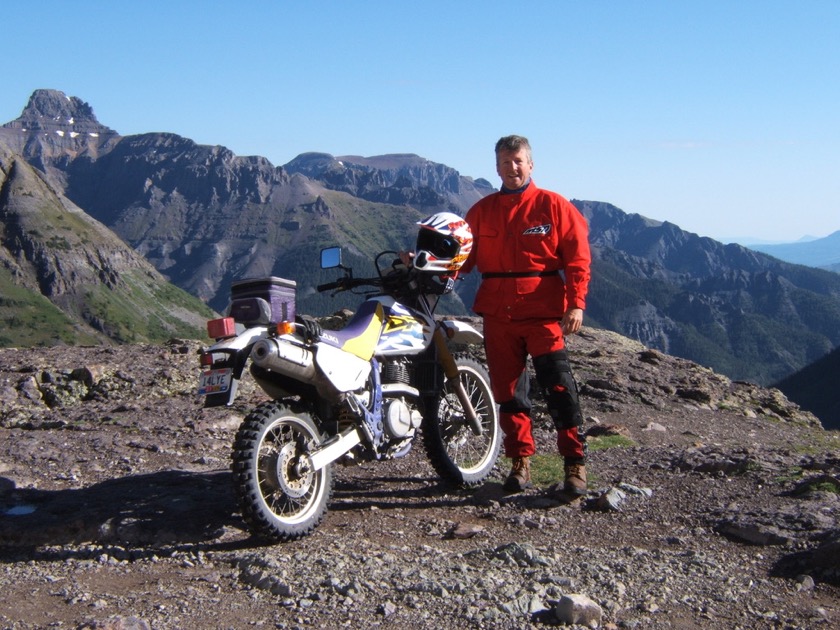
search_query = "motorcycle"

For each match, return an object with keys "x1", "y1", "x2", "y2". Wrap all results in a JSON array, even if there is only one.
[{"x1": 197, "y1": 247, "x2": 500, "y2": 542}]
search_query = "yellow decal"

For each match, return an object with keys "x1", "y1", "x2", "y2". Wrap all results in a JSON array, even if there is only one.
[{"x1": 384, "y1": 316, "x2": 413, "y2": 332}]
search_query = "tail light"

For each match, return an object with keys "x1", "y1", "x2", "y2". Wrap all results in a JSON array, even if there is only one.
[{"x1": 207, "y1": 317, "x2": 236, "y2": 339}]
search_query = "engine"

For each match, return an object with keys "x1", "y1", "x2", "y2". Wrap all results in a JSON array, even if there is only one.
[
  {"x1": 381, "y1": 359, "x2": 422, "y2": 440},
  {"x1": 383, "y1": 397, "x2": 421, "y2": 439}
]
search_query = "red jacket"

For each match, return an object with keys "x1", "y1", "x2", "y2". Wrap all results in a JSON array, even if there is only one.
[{"x1": 461, "y1": 181, "x2": 591, "y2": 320}]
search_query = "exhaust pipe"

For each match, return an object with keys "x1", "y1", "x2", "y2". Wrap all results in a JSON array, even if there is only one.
[{"x1": 251, "y1": 338, "x2": 317, "y2": 381}]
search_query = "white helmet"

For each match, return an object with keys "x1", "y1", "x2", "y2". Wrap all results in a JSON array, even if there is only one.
[{"x1": 414, "y1": 212, "x2": 473, "y2": 273}]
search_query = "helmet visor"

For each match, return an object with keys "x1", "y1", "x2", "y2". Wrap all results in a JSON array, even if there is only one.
[{"x1": 417, "y1": 228, "x2": 460, "y2": 259}]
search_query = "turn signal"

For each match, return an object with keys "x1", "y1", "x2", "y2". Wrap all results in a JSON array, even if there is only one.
[{"x1": 275, "y1": 320, "x2": 296, "y2": 336}]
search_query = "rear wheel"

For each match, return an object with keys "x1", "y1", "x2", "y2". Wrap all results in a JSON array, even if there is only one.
[
  {"x1": 232, "y1": 401, "x2": 333, "y2": 541},
  {"x1": 423, "y1": 355, "x2": 500, "y2": 486}
]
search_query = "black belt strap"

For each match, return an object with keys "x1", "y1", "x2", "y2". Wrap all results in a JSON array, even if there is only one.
[{"x1": 482, "y1": 270, "x2": 560, "y2": 279}]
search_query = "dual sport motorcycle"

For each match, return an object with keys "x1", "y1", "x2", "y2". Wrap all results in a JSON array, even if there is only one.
[{"x1": 197, "y1": 247, "x2": 500, "y2": 542}]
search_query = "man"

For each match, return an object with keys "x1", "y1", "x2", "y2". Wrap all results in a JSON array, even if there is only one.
[{"x1": 460, "y1": 135, "x2": 591, "y2": 496}]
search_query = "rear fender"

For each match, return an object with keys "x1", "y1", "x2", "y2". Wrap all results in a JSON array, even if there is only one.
[
  {"x1": 207, "y1": 326, "x2": 269, "y2": 353},
  {"x1": 201, "y1": 327, "x2": 269, "y2": 408}
]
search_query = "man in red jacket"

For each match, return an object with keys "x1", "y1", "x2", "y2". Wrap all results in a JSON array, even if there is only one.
[{"x1": 460, "y1": 135, "x2": 591, "y2": 496}]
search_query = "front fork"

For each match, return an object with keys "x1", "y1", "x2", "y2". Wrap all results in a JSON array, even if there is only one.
[{"x1": 433, "y1": 327, "x2": 483, "y2": 436}]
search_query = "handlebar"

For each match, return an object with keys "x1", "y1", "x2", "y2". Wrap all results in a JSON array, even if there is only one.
[
  {"x1": 316, "y1": 251, "x2": 450, "y2": 307},
  {"x1": 316, "y1": 276, "x2": 382, "y2": 293},
  {"x1": 316, "y1": 279, "x2": 344, "y2": 293}
]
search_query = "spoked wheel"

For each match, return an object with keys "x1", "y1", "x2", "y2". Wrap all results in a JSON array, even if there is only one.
[
  {"x1": 423, "y1": 354, "x2": 501, "y2": 486},
  {"x1": 232, "y1": 401, "x2": 333, "y2": 541}
]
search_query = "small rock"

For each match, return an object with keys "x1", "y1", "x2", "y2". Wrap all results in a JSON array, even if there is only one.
[
  {"x1": 715, "y1": 520, "x2": 790, "y2": 546},
  {"x1": 554, "y1": 593, "x2": 603, "y2": 628},
  {"x1": 593, "y1": 487, "x2": 627, "y2": 512},
  {"x1": 80, "y1": 617, "x2": 151, "y2": 630},
  {"x1": 449, "y1": 522, "x2": 484, "y2": 539},
  {"x1": 586, "y1": 423, "x2": 632, "y2": 438},
  {"x1": 618, "y1": 483, "x2": 653, "y2": 497}
]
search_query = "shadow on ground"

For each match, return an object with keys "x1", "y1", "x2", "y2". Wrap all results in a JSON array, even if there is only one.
[{"x1": 0, "y1": 470, "x2": 238, "y2": 556}]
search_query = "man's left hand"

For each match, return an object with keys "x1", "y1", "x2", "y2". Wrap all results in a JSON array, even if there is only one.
[{"x1": 561, "y1": 308, "x2": 583, "y2": 335}]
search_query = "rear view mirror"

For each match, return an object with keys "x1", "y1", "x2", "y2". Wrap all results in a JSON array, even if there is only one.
[{"x1": 320, "y1": 247, "x2": 342, "y2": 269}]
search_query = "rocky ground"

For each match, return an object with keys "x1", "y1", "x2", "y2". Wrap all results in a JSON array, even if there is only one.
[{"x1": 1, "y1": 325, "x2": 838, "y2": 629}]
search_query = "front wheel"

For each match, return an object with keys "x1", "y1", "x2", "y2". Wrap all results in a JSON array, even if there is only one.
[
  {"x1": 231, "y1": 401, "x2": 333, "y2": 541},
  {"x1": 423, "y1": 355, "x2": 501, "y2": 486}
]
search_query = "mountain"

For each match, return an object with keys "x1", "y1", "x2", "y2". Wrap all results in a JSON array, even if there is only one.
[
  {"x1": 0, "y1": 136, "x2": 214, "y2": 345},
  {"x1": 748, "y1": 230, "x2": 840, "y2": 272},
  {"x1": 3, "y1": 90, "x2": 840, "y2": 411},
  {"x1": 284, "y1": 151, "x2": 495, "y2": 214},
  {"x1": 570, "y1": 201, "x2": 840, "y2": 387},
  {"x1": 0, "y1": 91, "x2": 483, "y2": 317}
]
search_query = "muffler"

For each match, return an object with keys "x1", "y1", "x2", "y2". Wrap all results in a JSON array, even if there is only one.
[{"x1": 251, "y1": 338, "x2": 317, "y2": 381}]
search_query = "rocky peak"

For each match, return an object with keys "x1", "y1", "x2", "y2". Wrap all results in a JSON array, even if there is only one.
[
  {"x1": 3, "y1": 89, "x2": 114, "y2": 136},
  {"x1": 0, "y1": 90, "x2": 118, "y2": 166}
]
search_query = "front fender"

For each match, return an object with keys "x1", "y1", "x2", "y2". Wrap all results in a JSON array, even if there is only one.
[{"x1": 440, "y1": 319, "x2": 484, "y2": 345}]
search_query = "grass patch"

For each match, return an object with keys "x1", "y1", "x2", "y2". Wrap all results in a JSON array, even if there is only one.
[
  {"x1": 527, "y1": 454, "x2": 566, "y2": 487},
  {"x1": 787, "y1": 472, "x2": 840, "y2": 495},
  {"x1": 791, "y1": 434, "x2": 840, "y2": 456},
  {"x1": 587, "y1": 434, "x2": 636, "y2": 451},
  {"x1": 500, "y1": 434, "x2": 634, "y2": 488},
  {"x1": 804, "y1": 479, "x2": 840, "y2": 494},
  {"x1": 0, "y1": 268, "x2": 99, "y2": 346},
  {"x1": 774, "y1": 467, "x2": 804, "y2": 485},
  {"x1": 499, "y1": 454, "x2": 598, "y2": 488}
]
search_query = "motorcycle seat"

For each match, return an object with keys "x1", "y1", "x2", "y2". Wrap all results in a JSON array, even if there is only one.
[{"x1": 318, "y1": 300, "x2": 384, "y2": 361}]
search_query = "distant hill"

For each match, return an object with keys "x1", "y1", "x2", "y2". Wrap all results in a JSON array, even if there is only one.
[
  {"x1": 775, "y1": 346, "x2": 840, "y2": 430},
  {"x1": 3, "y1": 89, "x2": 840, "y2": 409},
  {"x1": 748, "y1": 231, "x2": 840, "y2": 271}
]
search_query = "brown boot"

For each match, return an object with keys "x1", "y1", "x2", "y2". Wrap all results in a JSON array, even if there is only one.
[
  {"x1": 563, "y1": 461, "x2": 587, "y2": 496},
  {"x1": 503, "y1": 456, "x2": 532, "y2": 492}
]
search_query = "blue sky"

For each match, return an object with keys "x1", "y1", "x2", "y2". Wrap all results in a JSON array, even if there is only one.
[{"x1": 2, "y1": 1, "x2": 838, "y2": 242}]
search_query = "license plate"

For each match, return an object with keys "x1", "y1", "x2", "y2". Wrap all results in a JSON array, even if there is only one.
[{"x1": 198, "y1": 368, "x2": 233, "y2": 395}]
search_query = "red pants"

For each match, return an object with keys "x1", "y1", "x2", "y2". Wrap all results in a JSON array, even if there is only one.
[{"x1": 483, "y1": 315, "x2": 585, "y2": 460}]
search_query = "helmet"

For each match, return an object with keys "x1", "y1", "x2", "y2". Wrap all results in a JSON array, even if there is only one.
[{"x1": 414, "y1": 212, "x2": 473, "y2": 273}]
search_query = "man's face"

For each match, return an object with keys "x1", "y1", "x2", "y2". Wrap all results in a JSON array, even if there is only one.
[{"x1": 496, "y1": 147, "x2": 533, "y2": 190}]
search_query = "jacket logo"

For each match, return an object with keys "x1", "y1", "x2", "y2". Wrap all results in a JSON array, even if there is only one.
[{"x1": 522, "y1": 224, "x2": 551, "y2": 235}]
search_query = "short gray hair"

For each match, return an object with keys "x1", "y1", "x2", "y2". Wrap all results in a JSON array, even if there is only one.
[{"x1": 494, "y1": 135, "x2": 532, "y2": 161}]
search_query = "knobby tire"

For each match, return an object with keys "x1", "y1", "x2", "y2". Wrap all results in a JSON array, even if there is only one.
[
  {"x1": 423, "y1": 354, "x2": 501, "y2": 486},
  {"x1": 231, "y1": 401, "x2": 333, "y2": 542}
]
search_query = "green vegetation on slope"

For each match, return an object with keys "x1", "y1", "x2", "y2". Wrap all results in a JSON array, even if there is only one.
[{"x1": 0, "y1": 267, "x2": 101, "y2": 346}]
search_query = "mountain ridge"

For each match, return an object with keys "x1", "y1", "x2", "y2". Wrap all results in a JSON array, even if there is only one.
[{"x1": 748, "y1": 230, "x2": 840, "y2": 271}]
